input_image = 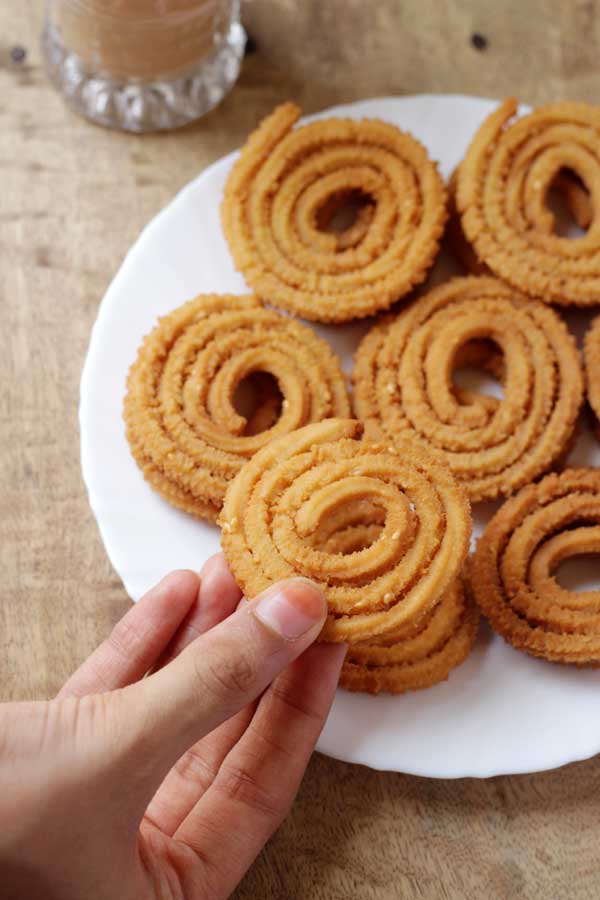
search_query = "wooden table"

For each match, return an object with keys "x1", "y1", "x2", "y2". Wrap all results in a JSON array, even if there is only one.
[{"x1": 2, "y1": 3, "x2": 600, "y2": 897}]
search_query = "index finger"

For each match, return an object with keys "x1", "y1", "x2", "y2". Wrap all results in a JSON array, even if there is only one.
[{"x1": 58, "y1": 570, "x2": 200, "y2": 699}]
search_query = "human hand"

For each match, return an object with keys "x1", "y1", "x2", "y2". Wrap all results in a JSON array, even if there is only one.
[{"x1": 0, "y1": 554, "x2": 345, "y2": 900}]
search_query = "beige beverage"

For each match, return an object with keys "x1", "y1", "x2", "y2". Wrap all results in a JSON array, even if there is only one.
[
  {"x1": 43, "y1": 0, "x2": 245, "y2": 130},
  {"x1": 53, "y1": 0, "x2": 234, "y2": 80}
]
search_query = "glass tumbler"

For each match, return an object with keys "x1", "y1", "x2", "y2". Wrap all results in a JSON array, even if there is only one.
[{"x1": 42, "y1": 1, "x2": 246, "y2": 132}]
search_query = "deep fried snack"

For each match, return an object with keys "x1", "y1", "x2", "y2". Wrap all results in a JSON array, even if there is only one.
[
  {"x1": 220, "y1": 418, "x2": 471, "y2": 644},
  {"x1": 456, "y1": 98, "x2": 600, "y2": 306},
  {"x1": 124, "y1": 294, "x2": 350, "y2": 521},
  {"x1": 469, "y1": 469, "x2": 600, "y2": 664},
  {"x1": 340, "y1": 578, "x2": 480, "y2": 694},
  {"x1": 446, "y1": 168, "x2": 593, "y2": 276},
  {"x1": 445, "y1": 170, "x2": 490, "y2": 276},
  {"x1": 353, "y1": 276, "x2": 583, "y2": 502},
  {"x1": 584, "y1": 314, "x2": 600, "y2": 426},
  {"x1": 221, "y1": 102, "x2": 448, "y2": 323},
  {"x1": 553, "y1": 170, "x2": 593, "y2": 230}
]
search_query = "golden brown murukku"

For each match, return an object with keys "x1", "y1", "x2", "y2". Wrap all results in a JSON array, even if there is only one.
[
  {"x1": 445, "y1": 170, "x2": 490, "y2": 276},
  {"x1": 340, "y1": 578, "x2": 480, "y2": 695},
  {"x1": 446, "y1": 167, "x2": 592, "y2": 276},
  {"x1": 353, "y1": 276, "x2": 583, "y2": 503},
  {"x1": 469, "y1": 469, "x2": 600, "y2": 664},
  {"x1": 456, "y1": 98, "x2": 600, "y2": 306},
  {"x1": 124, "y1": 294, "x2": 350, "y2": 521},
  {"x1": 221, "y1": 102, "x2": 448, "y2": 323},
  {"x1": 220, "y1": 418, "x2": 471, "y2": 644},
  {"x1": 584, "y1": 314, "x2": 600, "y2": 427},
  {"x1": 553, "y1": 170, "x2": 593, "y2": 231}
]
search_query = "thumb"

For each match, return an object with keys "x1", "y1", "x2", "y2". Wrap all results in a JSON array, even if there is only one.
[{"x1": 122, "y1": 577, "x2": 328, "y2": 783}]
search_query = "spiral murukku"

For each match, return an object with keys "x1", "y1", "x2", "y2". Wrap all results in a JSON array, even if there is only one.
[
  {"x1": 220, "y1": 418, "x2": 471, "y2": 644},
  {"x1": 340, "y1": 578, "x2": 480, "y2": 694},
  {"x1": 469, "y1": 469, "x2": 600, "y2": 664},
  {"x1": 456, "y1": 98, "x2": 600, "y2": 306},
  {"x1": 446, "y1": 168, "x2": 593, "y2": 276},
  {"x1": 124, "y1": 294, "x2": 350, "y2": 522},
  {"x1": 584, "y1": 315, "x2": 600, "y2": 427},
  {"x1": 221, "y1": 103, "x2": 448, "y2": 323},
  {"x1": 445, "y1": 170, "x2": 490, "y2": 276},
  {"x1": 353, "y1": 276, "x2": 583, "y2": 503}
]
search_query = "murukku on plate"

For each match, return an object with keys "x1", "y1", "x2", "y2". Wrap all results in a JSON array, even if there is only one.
[
  {"x1": 340, "y1": 577, "x2": 480, "y2": 695},
  {"x1": 456, "y1": 98, "x2": 600, "y2": 306},
  {"x1": 221, "y1": 102, "x2": 448, "y2": 323},
  {"x1": 445, "y1": 167, "x2": 592, "y2": 276},
  {"x1": 469, "y1": 469, "x2": 600, "y2": 665},
  {"x1": 444, "y1": 170, "x2": 490, "y2": 276},
  {"x1": 220, "y1": 418, "x2": 472, "y2": 644},
  {"x1": 353, "y1": 276, "x2": 583, "y2": 502},
  {"x1": 124, "y1": 294, "x2": 350, "y2": 521}
]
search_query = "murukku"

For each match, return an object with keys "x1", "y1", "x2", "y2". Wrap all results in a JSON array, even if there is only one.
[
  {"x1": 584, "y1": 314, "x2": 600, "y2": 427},
  {"x1": 469, "y1": 469, "x2": 600, "y2": 664},
  {"x1": 340, "y1": 578, "x2": 480, "y2": 695},
  {"x1": 220, "y1": 418, "x2": 472, "y2": 644},
  {"x1": 445, "y1": 170, "x2": 490, "y2": 276},
  {"x1": 221, "y1": 102, "x2": 448, "y2": 323},
  {"x1": 456, "y1": 98, "x2": 600, "y2": 305},
  {"x1": 124, "y1": 294, "x2": 350, "y2": 522},
  {"x1": 353, "y1": 276, "x2": 583, "y2": 503},
  {"x1": 446, "y1": 167, "x2": 593, "y2": 276}
]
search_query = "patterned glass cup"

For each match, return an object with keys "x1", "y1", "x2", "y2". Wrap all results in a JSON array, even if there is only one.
[{"x1": 42, "y1": 0, "x2": 246, "y2": 132}]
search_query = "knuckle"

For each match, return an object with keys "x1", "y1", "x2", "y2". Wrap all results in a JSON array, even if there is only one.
[
  {"x1": 196, "y1": 643, "x2": 258, "y2": 704},
  {"x1": 108, "y1": 615, "x2": 142, "y2": 663},
  {"x1": 173, "y1": 745, "x2": 218, "y2": 794},
  {"x1": 215, "y1": 762, "x2": 285, "y2": 822},
  {"x1": 270, "y1": 678, "x2": 324, "y2": 727}
]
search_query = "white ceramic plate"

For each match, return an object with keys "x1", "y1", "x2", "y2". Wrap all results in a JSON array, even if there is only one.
[{"x1": 80, "y1": 94, "x2": 600, "y2": 778}]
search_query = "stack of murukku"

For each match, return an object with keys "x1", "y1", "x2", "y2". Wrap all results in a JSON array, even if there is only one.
[
  {"x1": 124, "y1": 97, "x2": 600, "y2": 691},
  {"x1": 220, "y1": 418, "x2": 478, "y2": 692}
]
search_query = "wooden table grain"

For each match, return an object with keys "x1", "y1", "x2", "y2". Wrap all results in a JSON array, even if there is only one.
[{"x1": 2, "y1": 3, "x2": 600, "y2": 898}]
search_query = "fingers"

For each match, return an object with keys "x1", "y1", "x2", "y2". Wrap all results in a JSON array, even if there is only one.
[
  {"x1": 155, "y1": 554, "x2": 242, "y2": 669},
  {"x1": 58, "y1": 570, "x2": 200, "y2": 699},
  {"x1": 143, "y1": 705, "x2": 255, "y2": 836},
  {"x1": 174, "y1": 642, "x2": 346, "y2": 896},
  {"x1": 123, "y1": 577, "x2": 328, "y2": 786}
]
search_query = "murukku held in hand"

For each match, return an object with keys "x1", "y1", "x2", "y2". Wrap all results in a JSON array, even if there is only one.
[
  {"x1": 456, "y1": 98, "x2": 600, "y2": 306},
  {"x1": 221, "y1": 103, "x2": 448, "y2": 323},
  {"x1": 124, "y1": 294, "x2": 350, "y2": 522},
  {"x1": 220, "y1": 418, "x2": 472, "y2": 644},
  {"x1": 469, "y1": 469, "x2": 600, "y2": 665},
  {"x1": 340, "y1": 577, "x2": 480, "y2": 695},
  {"x1": 353, "y1": 276, "x2": 583, "y2": 503}
]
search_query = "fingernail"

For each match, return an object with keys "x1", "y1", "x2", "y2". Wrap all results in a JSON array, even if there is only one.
[{"x1": 252, "y1": 578, "x2": 327, "y2": 641}]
